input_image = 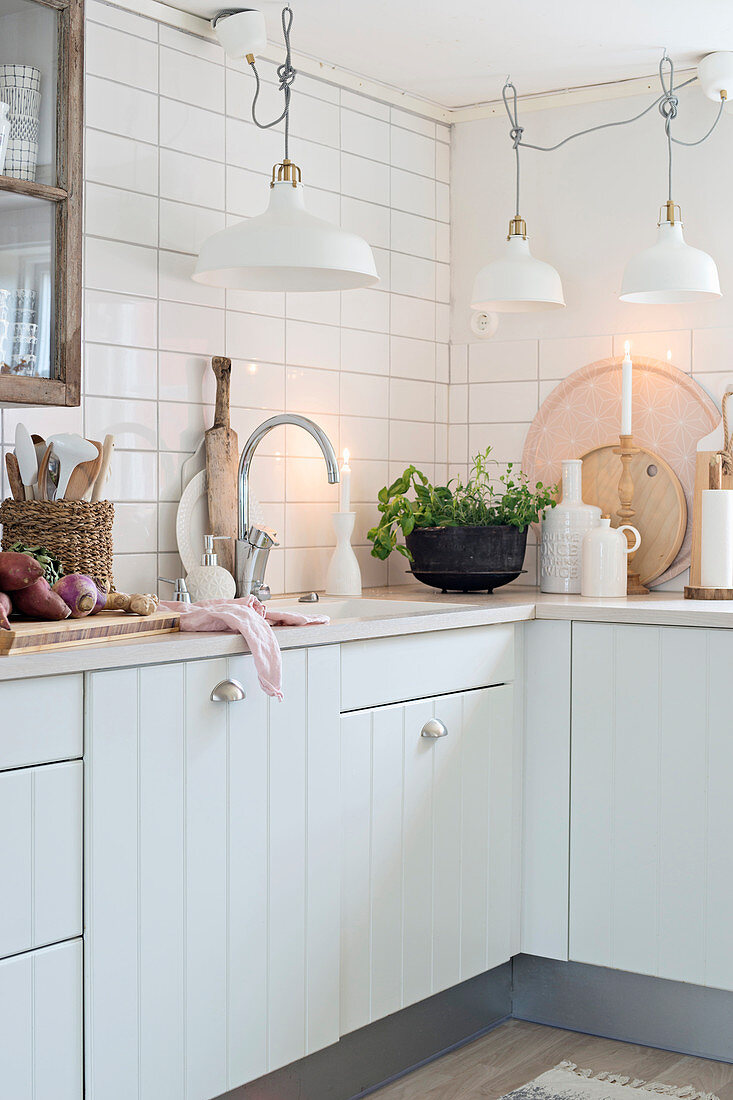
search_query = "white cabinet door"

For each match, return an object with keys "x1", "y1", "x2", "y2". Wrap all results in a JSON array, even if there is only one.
[
  {"x1": 341, "y1": 683, "x2": 517, "y2": 1036},
  {"x1": 85, "y1": 646, "x2": 341, "y2": 1100},
  {"x1": 571, "y1": 623, "x2": 733, "y2": 991},
  {"x1": 0, "y1": 939, "x2": 83, "y2": 1100}
]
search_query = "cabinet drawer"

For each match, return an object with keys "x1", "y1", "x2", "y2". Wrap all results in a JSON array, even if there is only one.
[
  {"x1": 0, "y1": 762, "x2": 82, "y2": 958},
  {"x1": 340, "y1": 624, "x2": 514, "y2": 711},
  {"x1": 0, "y1": 939, "x2": 83, "y2": 1100},
  {"x1": 0, "y1": 675, "x2": 83, "y2": 770}
]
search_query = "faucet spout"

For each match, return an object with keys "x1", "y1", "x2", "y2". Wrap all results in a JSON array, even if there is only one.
[{"x1": 236, "y1": 414, "x2": 340, "y2": 597}]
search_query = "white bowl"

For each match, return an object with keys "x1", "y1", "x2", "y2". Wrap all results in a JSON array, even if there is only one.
[{"x1": 0, "y1": 65, "x2": 41, "y2": 92}]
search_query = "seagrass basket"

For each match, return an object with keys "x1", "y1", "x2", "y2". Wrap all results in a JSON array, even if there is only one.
[{"x1": 0, "y1": 499, "x2": 114, "y2": 590}]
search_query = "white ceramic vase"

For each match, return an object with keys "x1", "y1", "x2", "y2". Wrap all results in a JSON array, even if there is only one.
[
  {"x1": 326, "y1": 512, "x2": 362, "y2": 596},
  {"x1": 581, "y1": 516, "x2": 641, "y2": 598},
  {"x1": 540, "y1": 459, "x2": 601, "y2": 594}
]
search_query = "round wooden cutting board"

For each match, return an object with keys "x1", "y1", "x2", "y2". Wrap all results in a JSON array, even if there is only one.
[{"x1": 581, "y1": 444, "x2": 687, "y2": 585}]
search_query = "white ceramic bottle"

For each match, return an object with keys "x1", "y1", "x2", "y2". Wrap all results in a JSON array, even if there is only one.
[
  {"x1": 185, "y1": 534, "x2": 237, "y2": 601},
  {"x1": 581, "y1": 516, "x2": 641, "y2": 598},
  {"x1": 540, "y1": 459, "x2": 601, "y2": 593}
]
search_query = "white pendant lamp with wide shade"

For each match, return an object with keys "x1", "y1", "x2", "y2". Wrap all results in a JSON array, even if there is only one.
[
  {"x1": 620, "y1": 201, "x2": 721, "y2": 304},
  {"x1": 194, "y1": 5, "x2": 378, "y2": 293},
  {"x1": 471, "y1": 215, "x2": 565, "y2": 312},
  {"x1": 471, "y1": 81, "x2": 564, "y2": 313}
]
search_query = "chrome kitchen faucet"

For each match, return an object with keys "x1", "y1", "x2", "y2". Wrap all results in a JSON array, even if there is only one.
[{"x1": 236, "y1": 414, "x2": 340, "y2": 599}]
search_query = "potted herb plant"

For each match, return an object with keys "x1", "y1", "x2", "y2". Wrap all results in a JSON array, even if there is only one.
[{"x1": 368, "y1": 448, "x2": 558, "y2": 592}]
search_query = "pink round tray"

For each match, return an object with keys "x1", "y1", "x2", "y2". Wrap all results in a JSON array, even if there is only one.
[{"x1": 522, "y1": 355, "x2": 719, "y2": 587}]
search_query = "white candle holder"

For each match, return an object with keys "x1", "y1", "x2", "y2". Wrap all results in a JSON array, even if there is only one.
[{"x1": 326, "y1": 512, "x2": 362, "y2": 596}]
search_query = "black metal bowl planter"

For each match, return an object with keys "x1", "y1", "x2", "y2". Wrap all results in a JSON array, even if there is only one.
[{"x1": 405, "y1": 524, "x2": 528, "y2": 593}]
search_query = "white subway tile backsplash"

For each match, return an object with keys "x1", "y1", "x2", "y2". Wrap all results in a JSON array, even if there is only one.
[
  {"x1": 286, "y1": 320, "x2": 340, "y2": 370},
  {"x1": 85, "y1": 238, "x2": 158, "y2": 299},
  {"x1": 227, "y1": 311, "x2": 285, "y2": 362},
  {"x1": 436, "y1": 262, "x2": 450, "y2": 303},
  {"x1": 85, "y1": 76, "x2": 158, "y2": 144},
  {"x1": 341, "y1": 328, "x2": 390, "y2": 376},
  {"x1": 160, "y1": 300, "x2": 224, "y2": 354},
  {"x1": 390, "y1": 108, "x2": 436, "y2": 139},
  {"x1": 390, "y1": 252, "x2": 435, "y2": 300},
  {"x1": 449, "y1": 383, "x2": 468, "y2": 424},
  {"x1": 391, "y1": 335, "x2": 436, "y2": 380},
  {"x1": 341, "y1": 153, "x2": 390, "y2": 205},
  {"x1": 391, "y1": 209, "x2": 436, "y2": 261},
  {"x1": 340, "y1": 371, "x2": 389, "y2": 416},
  {"x1": 436, "y1": 303, "x2": 450, "y2": 344},
  {"x1": 161, "y1": 46, "x2": 224, "y2": 112},
  {"x1": 85, "y1": 130, "x2": 158, "y2": 194},
  {"x1": 341, "y1": 288, "x2": 389, "y2": 334},
  {"x1": 436, "y1": 343, "x2": 449, "y2": 384},
  {"x1": 469, "y1": 340, "x2": 538, "y2": 383},
  {"x1": 160, "y1": 98, "x2": 225, "y2": 162},
  {"x1": 158, "y1": 352, "x2": 213, "y2": 404},
  {"x1": 450, "y1": 344, "x2": 468, "y2": 384},
  {"x1": 468, "y1": 422, "x2": 529, "y2": 464},
  {"x1": 87, "y1": 0, "x2": 158, "y2": 41},
  {"x1": 107, "y1": 451, "x2": 158, "y2": 502},
  {"x1": 390, "y1": 125, "x2": 435, "y2": 177},
  {"x1": 539, "y1": 334, "x2": 612, "y2": 380},
  {"x1": 226, "y1": 288, "x2": 285, "y2": 318},
  {"x1": 341, "y1": 90, "x2": 390, "y2": 121},
  {"x1": 226, "y1": 165, "x2": 269, "y2": 218},
  {"x1": 613, "y1": 330, "x2": 691, "y2": 372},
  {"x1": 286, "y1": 366, "x2": 340, "y2": 415},
  {"x1": 86, "y1": 183, "x2": 158, "y2": 247},
  {"x1": 391, "y1": 167, "x2": 435, "y2": 218},
  {"x1": 288, "y1": 136, "x2": 341, "y2": 193},
  {"x1": 389, "y1": 420, "x2": 435, "y2": 462},
  {"x1": 436, "y1": 182, "x2": 450, "y2": 223},
  {"x1": 230, "y1": 360, "x2": 285, "y2": 410},
  {"x1": 692, "y1": 327, "x2": 733, "y2": 373},
  {"x1": 84, "y1": 290, "x2": 158, "y2": 348},
  {"x1": 469, "y1": 381, "x2": 538, "y2": 423},
  {"x1": 339, "y1": 415, "x2": 389, "y2": 461},
  {"x1": 390, "y1": 294, "x2": 435, "y2": 340},
  {"x1": 158, "y1": 399, "x2": 212, "y2": 452},
  {"x1": 341, "y1": 109, "x2": 391, "y2": 163},
  {"x1": 86, "y1": 22, "x2": 158, "y2": 92},
  {"x1": 159, "y1": 23, "x2": 221, "y2": 62},
  {"x1": 158, "y1": 250, "x2": 224, "y2": 308},
  {"x1": 158, "y1": 200, "x2": 224, "y2": 255},
  {"x1": 340, "y1": 197, "x2": 390, "y2": 249},
  {"x1": 160, "y1": 148, "x2": 225, "y2": 209},
  {"x1": 86, "y1": 396, "x2": 158, "y2": 450},
  {"x1": 85, "y1": 344, "x2": 158, "y2": 400},
  {"x1": 113, "y1": 503, "x2": 158, "y2": 553},
  {"x1": 435, "y1": 141, "x2": 450, "y2": 183},
  {"x1": 286, "y1": 291, "x2": 340, "y2": 326},
  {"x1": 390, "y1": 378, "x2": 435, "y2": 422}
]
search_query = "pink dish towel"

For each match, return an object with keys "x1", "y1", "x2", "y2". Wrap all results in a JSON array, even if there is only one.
[{"x1": 159, "y1": 596, "x2": 329, "y2": 700}]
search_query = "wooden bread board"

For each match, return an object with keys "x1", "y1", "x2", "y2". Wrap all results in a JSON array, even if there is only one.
[
  {"x1": 581, "y1": 443, "x2": 687, "y2": 586},
  {"x1": 0, "y1": 610, "x2": 180, "y2": 656},
  {"x1": 689, "y1": 451, "x2": 733, "y2": 587}
]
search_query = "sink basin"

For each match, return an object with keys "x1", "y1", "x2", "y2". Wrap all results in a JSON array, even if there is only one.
[{"x1": 267, "y1": 597, "x2": 468, "y2": 622}]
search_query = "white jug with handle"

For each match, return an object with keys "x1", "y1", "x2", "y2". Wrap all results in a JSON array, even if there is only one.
[{"x1": 581, "y1": 515, "x2": 641, "y2": 598}]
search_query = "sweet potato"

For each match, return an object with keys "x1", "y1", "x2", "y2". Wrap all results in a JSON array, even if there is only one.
[
  {"x1": 0, "y1": 592, "x2": 11, "y2": 630},
  {"x1": 0, "y1": 551, "x2": 43, "y2": 591},
  {"x1": 12, "y1": 577, "x2": 71, "y2": 621}
]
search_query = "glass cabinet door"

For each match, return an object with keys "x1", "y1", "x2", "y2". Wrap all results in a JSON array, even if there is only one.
[{"x1": 0, "y1": 0, "x2": 82, "y2": 405}]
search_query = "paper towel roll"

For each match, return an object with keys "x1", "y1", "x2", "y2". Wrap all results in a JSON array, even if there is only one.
[{"x1": 701, "y1": 489, "x2": 733, "y2": 588}]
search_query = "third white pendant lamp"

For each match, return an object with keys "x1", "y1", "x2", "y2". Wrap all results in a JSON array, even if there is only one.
[
  {"x1": 194, "y1": 5, "x2": 378, "y2": 293},
  {"x1": 471, "y1": 81, "x2": 564, "y2": 312},
  {"x1": 620, "y1": 55, "x2": 722, "y2": 305}
]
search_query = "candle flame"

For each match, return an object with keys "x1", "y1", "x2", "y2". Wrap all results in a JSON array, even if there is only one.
[
  {"x1": 624, "y1": 340, "x2": 631, "y2": 355},
  {"x1": 343, "y1": 448, "x2": 350, "y2": 466},
  {"x1": 667, "y1": 349, "x2": 672, "y2": 361}
]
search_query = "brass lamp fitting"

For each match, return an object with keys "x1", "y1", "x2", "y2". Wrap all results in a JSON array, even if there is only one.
[
  {"x1": 271, "y1": 159, "x2": 303, "y2": 188},
  {"x1": 507, "y1": 215, "x2": 527, "y2": 239},
  {"x1": 658, "y1": 200, "x2": 682, "y2": 225}
]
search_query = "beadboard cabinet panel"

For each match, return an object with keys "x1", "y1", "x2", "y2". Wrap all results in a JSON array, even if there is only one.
[
  {"x1": 340, "y1": 683, "x2": 517, "y2": 1036},
  {"x1": 0, "y1": 674, "x2": 83, "y2": 770},
  {"x1": 570, "y1": 623, "x2": 733, "y2": 992},
  {"x1": 0, "y1": 761, "x2": 82, "y2": 960},
  {"x1": 0, "y1": 939, "x2": 83, "y2": 1100},
  {"x1": 521, "y1": 620, "x2": 571, "y2": 961},
  {"x1": 85, "y1": 648, "x2": 341, "y2": 1100}
]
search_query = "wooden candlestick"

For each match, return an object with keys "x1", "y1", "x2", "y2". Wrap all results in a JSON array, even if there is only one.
[{"x1": 613, "y1": 433, "x2": 649, "y2": 595}]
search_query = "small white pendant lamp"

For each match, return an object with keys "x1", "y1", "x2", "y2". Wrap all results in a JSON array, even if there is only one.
[
  {"x1": 620, "y1": 201, "x2": 721, "y2": 304},
  {"x1": 471, "y1": 80, "x2": 564, "y2": 313},
  {"x1": 194, "y1": 5, "x2": 378, "y2": 293},
  {"x1": 471, "y1": 215, "x2": 565, "y2": 312}
]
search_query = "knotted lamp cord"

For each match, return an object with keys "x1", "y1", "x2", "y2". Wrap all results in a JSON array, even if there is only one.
[
  {"x1": 249, "y1": 5, "x2": 297, "y2": 162},
  {"x1": 501, "y1": 52, "x2": 724, "y2": 216}
]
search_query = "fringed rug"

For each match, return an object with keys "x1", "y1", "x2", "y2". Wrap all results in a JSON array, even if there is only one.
[{"x1": 500, "y1": 1062, "x2": 720, "y2": 1100}]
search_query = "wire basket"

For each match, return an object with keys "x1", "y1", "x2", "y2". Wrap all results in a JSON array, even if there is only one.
[{"x1": 0, "y1": 499, "x2": 114, "y2": 590}]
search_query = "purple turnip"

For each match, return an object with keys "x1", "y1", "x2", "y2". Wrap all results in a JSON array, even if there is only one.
[
  {"x1": 89, "y1": 584, "x2": 107, "y2": 615},
  {"x1": 0, "y1": 592, "x2": 11, "y2": 630},
  {"x1": 0, "y1": 551, "x2": 43, "y2": 591},
  {"x1": 12, "y1": 578, "x2": 71, "y2": 621},
  {"x1": 53, "y1": 574, "x2": 98, "y2": 618}
]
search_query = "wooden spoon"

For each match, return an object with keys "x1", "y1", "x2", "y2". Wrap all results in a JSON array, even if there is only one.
[
  {"x1": 65, "y1": 440, "x2": 103, "y2": 501},
  {"x1": 4, "y1": 452, "x2": 25, "y2": 501},
  {"x1": 91, "y1": 434, "x2": 114, "y2": 502},
  {"x1": 36, "y1": 444, "x2": 54, "y2": 502}
]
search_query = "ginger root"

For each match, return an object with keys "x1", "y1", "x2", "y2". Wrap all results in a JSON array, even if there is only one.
[{"x1": 104, "y1": 591, "x2": 159, "y2": 617}]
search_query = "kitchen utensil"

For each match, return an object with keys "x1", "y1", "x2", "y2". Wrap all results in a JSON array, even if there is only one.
[
  {"x1": 204, "y1": 356, "x2": 239, "y2": 574},
  {"x1": 14, "y1": 422, "x2": 38, "y2": 500},
  {"x1": 91, "y1": 434, "x2": 114, "y2": 503},
  {"x1": 4, "y1": 451, "x2": 24, "y2": 500},
  {"x1": 176, "y1": 469, "x2": 264, "y2": 576},
  {"x1": 522, "y1": 354, "x2": 718, "y2": 587},
  {"x1": 581, "y1": 517, "x2": 641, "y2": 598},
  {"x1": 540, "y1": 459, "x2": 601, "y2": 594},
  {"x1": 64, "y1": 440, "x2": 103, "y2": 501},
  {"x1": 0, "y1": 610, "x2": 180, "y2": 657},
  {"x1": 47, "y1": 434, "x2": 98, "y2": 500},
  {"x1": 580, "y1": 443, "x2": 686, "y2": 586},
  {"x1": 36, "y1": 443, "x2": 53, "y2": 501}
]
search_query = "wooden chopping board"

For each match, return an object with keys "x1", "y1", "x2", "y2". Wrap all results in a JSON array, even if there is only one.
[
  {"x1": 581, "y1": 444, "x2": 687, "y2": 586},
  {"x1": 205, "y1": 355, "x2": 239, "y2": 574},
  {"x1": 0, "y1": 610, "x2": 180, "y2": 656}
]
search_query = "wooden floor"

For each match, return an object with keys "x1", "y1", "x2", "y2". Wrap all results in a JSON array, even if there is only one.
[{"x1": 369, "y1": 1020, "x2": 733, "y2": 1100}]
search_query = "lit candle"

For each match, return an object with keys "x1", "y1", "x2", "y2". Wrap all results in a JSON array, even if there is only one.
[
  {"x1": 340, "y1": 448, "x2": 351, "y2": 512},
  {"x1": 621, "y1": 341, "x2": 633, "y2": 436}
]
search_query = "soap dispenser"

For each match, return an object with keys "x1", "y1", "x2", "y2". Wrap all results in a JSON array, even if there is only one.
[{"x1": 185, "y1": 535, "x2": 237, "y2": 601}]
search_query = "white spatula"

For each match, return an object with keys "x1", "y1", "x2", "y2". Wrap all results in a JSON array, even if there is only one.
[{"x1": 48, "y1": 434, "x2": 99, "y2": 500}]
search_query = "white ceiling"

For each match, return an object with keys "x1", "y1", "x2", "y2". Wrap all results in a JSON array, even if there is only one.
[{"x1": 171, "y1": 0, "x2": 733, "y2": 108}]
